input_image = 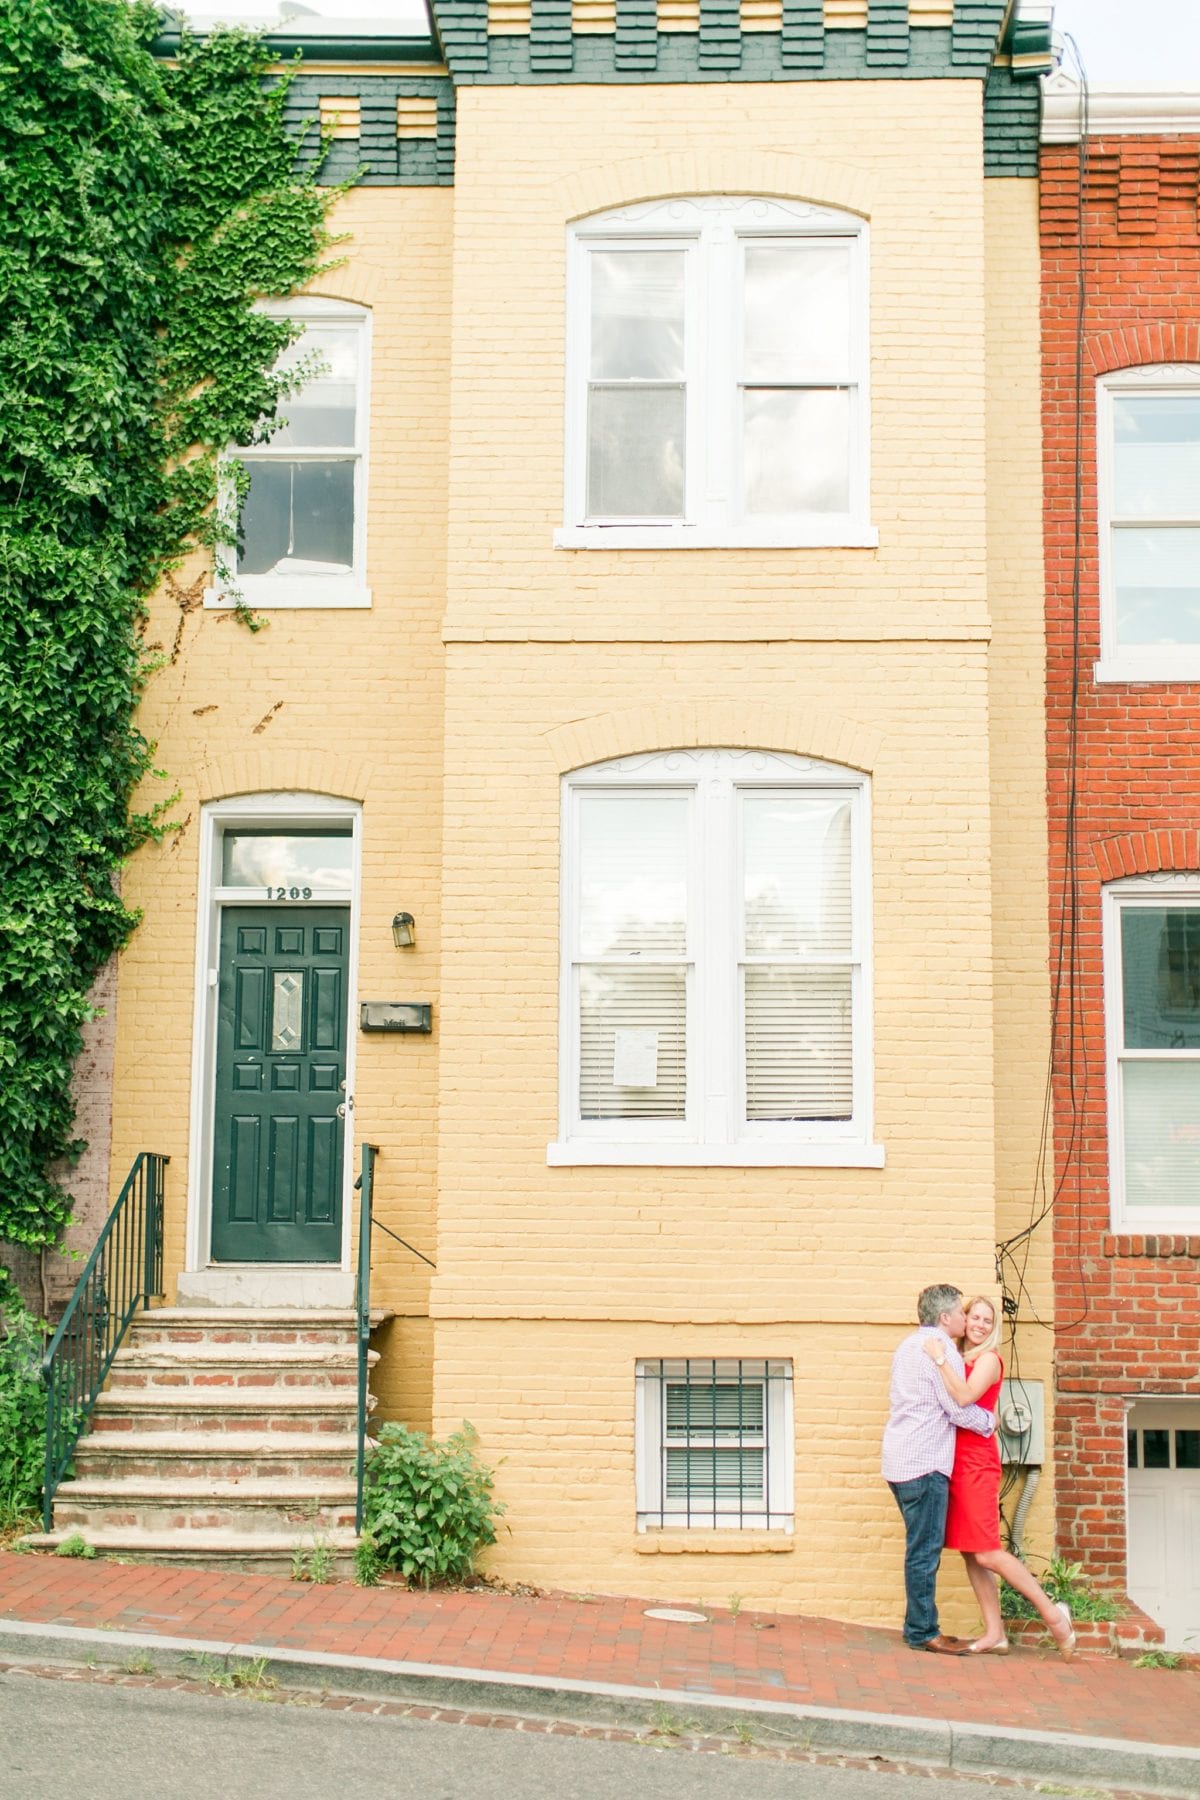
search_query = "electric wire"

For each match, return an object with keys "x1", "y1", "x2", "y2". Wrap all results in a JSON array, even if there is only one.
[{"x1": 996, "y1": 39, "x2": 1093, "y2": 1540}]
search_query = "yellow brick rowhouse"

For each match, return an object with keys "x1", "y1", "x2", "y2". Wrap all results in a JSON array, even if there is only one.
[{"x1": 80, "y1": 1, "x2": 1056, "y2": 1626}]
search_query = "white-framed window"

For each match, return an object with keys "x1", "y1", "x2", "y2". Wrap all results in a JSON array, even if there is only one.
[
  {"x1": 206, "y1": 298, "x2": 371, "y2": 611},
  {"x1": 635, "y1": 1358, "x2": 794, "y2": 1532},
  {"x1": 1104, "y1": 876, "x2": 1200, "y2": 1226},
  {"x1": 557, "y1": 196, "x2": 873, "y2": 551},
  {"x1": 550, "y1": 748, "x2": 880, "y2": 1167},
  {"x1": 1096, "y1": 366, "x2": 1200, "y2": 681}
]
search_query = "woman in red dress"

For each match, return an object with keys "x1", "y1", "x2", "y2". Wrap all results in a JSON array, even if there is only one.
[{"x1": 924, "y1": 1297, "x2": 1075, "y2": 1658}]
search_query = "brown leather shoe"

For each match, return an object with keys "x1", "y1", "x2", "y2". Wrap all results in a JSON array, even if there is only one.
[{"x1": 916, "y1": 1634, "x2": 968, "y2": 1655}]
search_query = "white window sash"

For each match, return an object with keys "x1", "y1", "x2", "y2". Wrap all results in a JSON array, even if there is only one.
[
  {"x1": 563, "y1": 200, "x2": 870, "y2": 544},
  {"x1": 1104, "y1": 879, "x2": 1200, "y2": 1226},
  {"x1": 734, "y1": 779, "x2": 871, "y2": 1143},
  {"x1": 571, "y1": 234, "x2": 701, "y2": 528},
  {"x1": 555, "y1": 752, "x2": 876, "y2": 1162},
  {"x1": 206, "y1": 301, "x2": 372, "y2": 610},
  {"x1": 1095, "y1": 368, "x2": 1200, "y2": 680},
  {"x1": 563, "y1": 780, "x2": 700, "y2": 1141},
  {"x1": 635, "y1": 1357, "x2": 794, "y2": 1532}
]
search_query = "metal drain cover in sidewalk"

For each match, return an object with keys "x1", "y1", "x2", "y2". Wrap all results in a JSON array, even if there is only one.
[{"x1": 643, "y1": 1607, "x2": 709, "y2": 1623}]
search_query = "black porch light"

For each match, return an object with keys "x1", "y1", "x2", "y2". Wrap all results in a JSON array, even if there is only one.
[{"x1": 391, "y1": 911, "x2": 416, "y2": 949}]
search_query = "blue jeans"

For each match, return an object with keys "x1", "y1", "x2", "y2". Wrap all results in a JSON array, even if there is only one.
[{"x1": 888, "y1": 1472, "x2": 949, "y2": 1646}]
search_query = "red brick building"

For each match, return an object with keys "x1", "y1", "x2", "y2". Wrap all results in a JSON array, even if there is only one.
[{"x1": 1041, "y1": 80, "x2": 1200, "y2": 1651}]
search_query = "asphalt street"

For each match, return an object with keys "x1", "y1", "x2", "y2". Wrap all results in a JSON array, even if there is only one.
[{"x1": 0, "y1": 1667, "x2": 1136, "y2": 1800}]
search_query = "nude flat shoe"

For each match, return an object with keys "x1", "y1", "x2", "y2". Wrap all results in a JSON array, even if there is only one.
[
  {"x1": 1054, "y1": 1601, "x2": 1077, "y2": 1661},
  {"x1": 967, "y1": 1638, "x2": 1010, "y2": 1654}
]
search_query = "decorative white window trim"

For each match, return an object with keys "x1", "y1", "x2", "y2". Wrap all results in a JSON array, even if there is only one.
[
  {"x1": 1095, "y1": 365, "x2": 1200, "y2": 683},
  {"x1": 1103, "y1": 875, "x2": 1200, "y2": 1230},
  {"x1": 635, "y1": 1357, "x2": 794, "y2": 1533},
  {"x1": 562, "y1": 197, "x2": 872, "y2": 550},
  {"x1": 205, "y1": 298, "x2": 373, "y2": 613},
  {"x1": 552, "y1": 747, "x2": 878, "y2": 1168}
]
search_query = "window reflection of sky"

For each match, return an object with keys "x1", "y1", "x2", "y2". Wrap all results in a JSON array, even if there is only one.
[
  {"x1": 579, "y1": 795, "x2": 687, "y2": 956},
  {"x1": 222, "y1": 833, "x2": 353, "y2": 891},
  {"x1": 743, "y1": 795, "x2": 851, "y2": 956}
]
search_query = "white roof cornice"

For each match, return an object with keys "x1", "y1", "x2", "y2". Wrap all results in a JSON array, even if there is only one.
[{"x1": 1043, "y1": 73, "x2": 1200, "y2": 143}]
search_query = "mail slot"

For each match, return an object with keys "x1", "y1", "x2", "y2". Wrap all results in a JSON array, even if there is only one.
[{"x1": 359, "y1": 1002, "x2": 433, "y2": 1034}]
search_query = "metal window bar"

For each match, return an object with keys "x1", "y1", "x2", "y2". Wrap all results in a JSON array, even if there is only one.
[
  {"x1": 640, "y1": 1358, "x2": 791, "y2": 1530},
  {"x1": 41, "y1": 1152, "x2": 167, "y2": 1530}
]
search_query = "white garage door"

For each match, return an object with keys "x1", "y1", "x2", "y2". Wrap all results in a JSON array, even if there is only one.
[{"x1": 1127, "y1": 1403, "x2": 1200, "y2": 1652}]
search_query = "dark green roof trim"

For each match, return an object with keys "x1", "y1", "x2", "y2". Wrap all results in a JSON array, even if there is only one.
[
  {"x1": 430, "y1": 1, "x2": 489, "y2": 74},
  {"x1": 867, "y1": 0, "x2": 909, "y2": 68},
  {"x1": 285, "y1": 72, "x2": 456, "y2": 185},
  {"x1": 440, "y1": 25, "x2": 1008, "y2": 83},
  {"x1": 154, "y1": 25, "x2": 443, "y2": 63},
  {"x1": 982, "y1": 58, "x2": 1040, "y2": 176},
  {"x1": 615, "y1": 0, "x2": 658, "y2": 70},
  {"x1": 951, "y1": 0, "x2": 1008, "y2": 67},
  {"x1": 428, "y1": 0, "x2": 1015, "y2": 81},
  {"x1": 699, "y1": 0, "x2": 742, "y2": 71},
  {"x1": 781, "y1": 0, "x2": 824, "y2": 70},
  {"x1": 531, "y1": 0, "x2": 575, "y2": 72}
]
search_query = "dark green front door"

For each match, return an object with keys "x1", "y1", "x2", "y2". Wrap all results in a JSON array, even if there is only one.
[{"x1": 212, "y1": 907, "x2": 348, "y2": 1263}]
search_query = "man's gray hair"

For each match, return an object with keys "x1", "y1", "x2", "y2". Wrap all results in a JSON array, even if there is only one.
[{"x1": 917, "y1": 1284, "x2": 962, "y2": 1327}]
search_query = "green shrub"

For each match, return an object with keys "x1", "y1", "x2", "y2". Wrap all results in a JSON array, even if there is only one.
[
  {"x1": 361, "y1": 1422, "x2": 504, "y2": 1587},
  {"x1": 0, "y1": 1298, "x2": 47, "y2": 1529},
  {"x1": 1000, "y1": 1554, "x2": 1120, "y2": 1624}
]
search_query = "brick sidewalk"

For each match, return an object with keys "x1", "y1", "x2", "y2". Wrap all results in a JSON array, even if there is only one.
[{"x1": 1, "y1": 1550, "x2": 1194, "y2": 1754}]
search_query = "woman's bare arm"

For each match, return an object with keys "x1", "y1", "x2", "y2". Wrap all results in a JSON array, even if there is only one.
[{"x1": 921, "y1": 1340, "x2": 1000, "y2": 1406}]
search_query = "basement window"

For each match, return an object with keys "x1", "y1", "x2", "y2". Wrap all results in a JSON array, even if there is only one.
[{"x1": 635, "y1": 1358, "x2": 793, "y2": 1531}]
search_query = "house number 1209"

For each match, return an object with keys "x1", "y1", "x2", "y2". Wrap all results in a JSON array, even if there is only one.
[{"x1": 268, "y1": 886, "x2": 313, "y2": 901}]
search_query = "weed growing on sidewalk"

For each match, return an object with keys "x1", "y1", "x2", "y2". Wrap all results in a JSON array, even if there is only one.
[
  {"x1": 1133, "y1": 1648, "x2": 1184, "y2": 1669},
  {"x1": 353, "y1": 1531, "x2": 382, "y2": 1587},
  {"x1": 184, "y1": 1652, "x2": 276, "y2": 1694},
  {"x1": 290, "y1": 1528, "x2": 337, "y2": 1584},
  {"x1": 647, "y1": 1703, "x2": 702, "y2": 1741},
  {"x1": 54, "y1": 1533, "x2": 95, "y2": 1560},
  {"x1": 124, "y1": 1652, "x2": 156, "y2": 1675}
]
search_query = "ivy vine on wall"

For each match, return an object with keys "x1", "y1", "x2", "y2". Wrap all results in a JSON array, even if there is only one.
[{"x1": 0, "y1": 0, "x2": 339, "y2": 1262}]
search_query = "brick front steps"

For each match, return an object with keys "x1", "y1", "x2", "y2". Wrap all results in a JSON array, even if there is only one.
[
  {"x1": 24, "y1": 1308, "x2": 379, "y2": 1574},
  {"x1": 1006, "y1": 1594, "x2": 1166, "y2": 1659}
]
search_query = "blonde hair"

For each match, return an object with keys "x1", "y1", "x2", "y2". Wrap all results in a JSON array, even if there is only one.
[{"x1": 960, "y1": 1294, "x2": 1001, "y2": 1362}]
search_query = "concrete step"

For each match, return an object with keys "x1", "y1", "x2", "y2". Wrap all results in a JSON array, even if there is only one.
[
  {"x1": 134, "y1": 1308, "x2": 361, "y2": 1349},
  {"x1": 106, "y1": 1343, "x2": 369, "y2": 1394},
  {"x1": 47, "y1": 1305, "x2": 380, "y2": 1568},
  {"x1": 53, "y1": 1475, "x2": 358, "y2": 1536},
  {"x1": 90, "y1": 1388, "x2": 365, "y2": 1436},
  {"x1": 73, "y1": 1430, "x2": 359, "y2": 1482},
  {"x1": 23, "y1": 1525, "x2": 359, "y2": 1576}
]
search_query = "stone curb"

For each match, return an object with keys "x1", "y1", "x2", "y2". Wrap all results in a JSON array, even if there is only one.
[{"x1": 2, "y1": 1618, "x2": 1199, "y2": 1795}]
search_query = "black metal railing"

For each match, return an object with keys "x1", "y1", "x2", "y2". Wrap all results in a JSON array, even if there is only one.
[
  {"x1": 42, "y1": 1152, "x2": 168, "y2": 1530},
  {"x1": 353, "y1": 1145, "x2": 436, "y2": 1533},
  {"x1": 354, "y1": 1143, "x2": 378, "y2": 1532}
]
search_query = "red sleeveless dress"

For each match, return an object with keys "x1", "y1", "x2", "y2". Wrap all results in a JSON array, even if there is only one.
[{"x1": 943, "y1": 1357, "x2": 1002, "y2": 1552}]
